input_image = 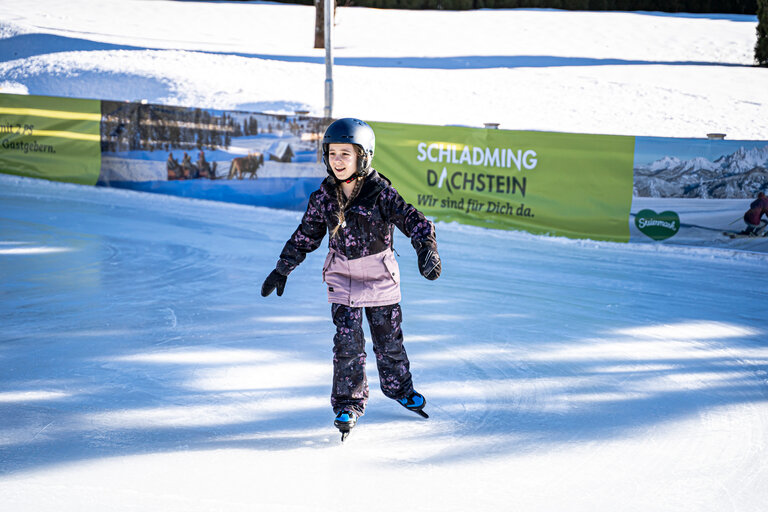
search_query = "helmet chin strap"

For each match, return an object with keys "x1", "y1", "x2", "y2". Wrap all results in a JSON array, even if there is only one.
[
  {"x1": 335, "y1": 174, "x2": 362, "y2": 185},
  {"x1": 331, "y1": 163, "x2": 369, "y2": 185}
]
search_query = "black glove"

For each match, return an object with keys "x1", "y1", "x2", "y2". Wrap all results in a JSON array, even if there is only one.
[
  {"x1": 417, "y1": 245, "x2": 441, "y2": 280},
  {"x1": 261, "y1": 269, "x2": 287, "y2": 297}
]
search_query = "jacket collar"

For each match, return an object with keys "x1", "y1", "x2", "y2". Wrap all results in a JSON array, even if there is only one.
[{"x1": 323, "y1": 170, "x2": 391, "y2": 209}]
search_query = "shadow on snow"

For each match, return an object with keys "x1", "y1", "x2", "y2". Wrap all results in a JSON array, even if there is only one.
[{"x1": 0, "y1": 33, "x2": 749, "y2": 70}]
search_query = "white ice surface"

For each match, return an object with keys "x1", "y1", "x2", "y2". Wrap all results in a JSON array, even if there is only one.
[{"x1": 1, "y1": 173, "x2": 768, "y2": 511}]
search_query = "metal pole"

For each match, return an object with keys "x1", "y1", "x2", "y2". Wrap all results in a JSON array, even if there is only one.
[{"x1": 324, "y1": 0, "x2": 333, "y2": 119}]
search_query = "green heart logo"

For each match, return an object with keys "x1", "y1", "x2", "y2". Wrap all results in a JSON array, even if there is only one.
[{"x1": 635, "y1": 209, "x2": 680, "y2": 240}]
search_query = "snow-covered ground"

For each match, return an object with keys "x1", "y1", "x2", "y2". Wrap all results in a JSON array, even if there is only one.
[
  {"x1": 0, "y1": 0, "x2": 766, "y2": 139},
  {"x1": 1, "y1": 2, "x2": 768, "y2": 511}
]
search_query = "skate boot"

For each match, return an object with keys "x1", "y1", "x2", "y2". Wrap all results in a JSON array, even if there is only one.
[
  {"x1": 397, "y1": 391, "x2": 429, "y2": 419},
  {"x1": 334, "y1": 410, "x2": 357, "y2": 442}
]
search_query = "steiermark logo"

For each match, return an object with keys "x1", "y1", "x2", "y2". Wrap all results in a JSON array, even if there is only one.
[{"x1": 635, "y1": 209, "x2": 680, "y2": 240}]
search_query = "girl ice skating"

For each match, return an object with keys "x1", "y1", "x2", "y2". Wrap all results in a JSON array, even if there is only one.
[{"x1": 260, "y1": 118, "x2": 441, "y2": 441}]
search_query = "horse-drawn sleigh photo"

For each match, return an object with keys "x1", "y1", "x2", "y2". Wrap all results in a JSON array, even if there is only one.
[{"x1": 166, "y1": 151, "x2": 264, "y2": 181}]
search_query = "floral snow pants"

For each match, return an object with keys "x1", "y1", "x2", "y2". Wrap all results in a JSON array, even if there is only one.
[{"x1": 331, "y1": 303, "x2": 414, "y2": 416}]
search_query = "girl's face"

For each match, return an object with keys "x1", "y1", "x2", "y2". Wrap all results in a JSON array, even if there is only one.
[{"x1": 328, "y1": 143, "x2": 358, "y2": 181}]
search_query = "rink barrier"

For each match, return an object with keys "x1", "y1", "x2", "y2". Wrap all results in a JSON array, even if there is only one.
[{"x1": 1, "y1": 92, "x2": 767, "y2": 243}]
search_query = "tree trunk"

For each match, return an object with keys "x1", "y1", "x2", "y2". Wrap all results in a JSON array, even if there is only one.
[
  {"x1": 757, "y1": 0, "x2": 768, "y2": 66},
  {"x1": 314, "y1": 0, "x2": 324, "y2": 49}
]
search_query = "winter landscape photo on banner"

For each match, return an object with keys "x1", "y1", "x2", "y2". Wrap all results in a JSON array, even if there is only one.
[
  {"x1": 98, "y1": 99, "x2": 331, "y2": 210},
  {"x1": 630, "y1": 136, "x2": 768, "y2": 245}
]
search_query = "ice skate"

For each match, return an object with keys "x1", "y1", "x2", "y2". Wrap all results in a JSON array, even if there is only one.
[
  {"x1": 397, "y1": 391, "x2": 429, "y2": 419},
  {"x1": 334, "y1": 410, "x2": 357, "y2": 442}
]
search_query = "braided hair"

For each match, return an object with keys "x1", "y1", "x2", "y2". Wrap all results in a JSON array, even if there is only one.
[
  {"x1": 330, "y1": 175, "x2": 365, "y2": 238},
  {"x1": 328, "y1": 144, "x2": 370, "y2": 237}
]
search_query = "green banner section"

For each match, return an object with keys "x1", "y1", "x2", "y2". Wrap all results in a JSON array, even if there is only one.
[
  {"x1": 0, "y1": 93, "x2": 101, "y2": 185},
  {"x1": 369, "y1": 121, "x2": 636, "y2": 242}
]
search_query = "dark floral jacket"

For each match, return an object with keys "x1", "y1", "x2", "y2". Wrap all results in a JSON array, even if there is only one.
[{"x1": 276, "y1": 171, "x2": 436, "y2": 276}]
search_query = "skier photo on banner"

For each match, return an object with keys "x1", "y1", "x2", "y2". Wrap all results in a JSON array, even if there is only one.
[
  {"x1": 260, "y1": 118, "x2": 441, "y2": 441},
  {"x1": 741, "y1": 191, "x2": 768, "y2": 237}
]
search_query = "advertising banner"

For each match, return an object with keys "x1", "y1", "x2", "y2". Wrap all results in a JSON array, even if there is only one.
[
  {"x1": 3, "y1": 92, "x2": 766, "y2": 250},
  {"x1": 370, "y1": 121, "x2": 636, "y2": 242},
  {"x1": 0, "y1": 93, "x2": 101, "y2": 185}
]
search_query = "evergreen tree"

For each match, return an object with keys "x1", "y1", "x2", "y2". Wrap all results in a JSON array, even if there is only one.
[
  {"x1": 757, "y1": 0, "x2": 768, "y2": 66},
  {"x1": 131, "y1": 105, "x2": 141, "y2": 151},
  {"x1": 170, "y1": 115, "x2": 181, "y2": 149}
]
